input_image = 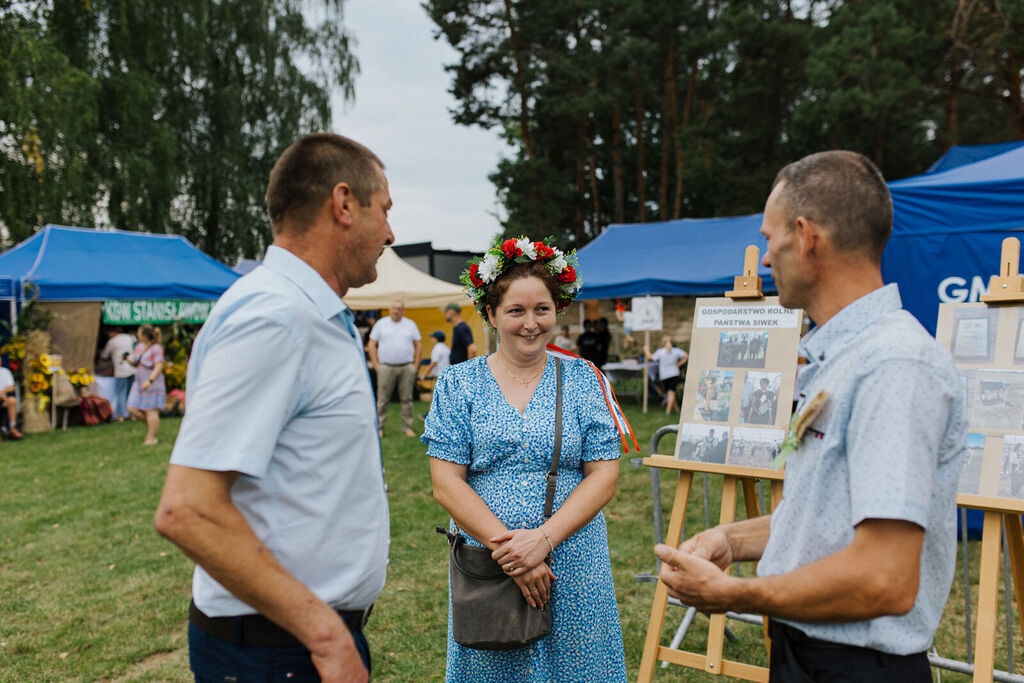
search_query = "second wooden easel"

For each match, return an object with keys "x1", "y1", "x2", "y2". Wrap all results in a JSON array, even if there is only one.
[
  {"x1": 637, "y1": 246, "x2": 797, "y2": 681},
  {"x1": 953, "y1": 236, "x2": 1024, "y2": 681}
]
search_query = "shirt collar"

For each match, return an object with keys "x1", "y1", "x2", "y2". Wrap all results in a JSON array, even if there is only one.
[
  {"x1": 262, "y1": 245, "x2": 350, "y2": 321},
  {"x1": 798, "y1": 283, "x2": 902, "y2": 365}
]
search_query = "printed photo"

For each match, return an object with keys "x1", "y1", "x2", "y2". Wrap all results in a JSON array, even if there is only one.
[
  {"x1": 728, "y1": 427, "x2": 785, "y2": 469},
  {"x1": 693, "y1": 369, "x2": 734, "y2": 422},
  {"x1": 739, "y1": 371, "x2": 782, "y2": 426},
  {"x1": 716, "y1": 331, "x2": 769, "y2": 369},
  {"x1": 951, "y1": 307, "x2": 997, "y2": 364},
  {"x1": 1015, "y1": 311, "x2": 1024, "y2": 365},
  {"x1": 958, "y1": 433, "x2": 985, "y2": 495},
  {"x1": 970, "y1": 369, "x2": 1024, "y2": 430},
  {"x1": 959, "y1": 370, "x2": 974, "y2": 420},
  {"x1": 998, "y1": 436, "x2": 1024, "y2": 500},
  {"x1": 677, "y1": 423, "x2": 729, "y2": 465}
]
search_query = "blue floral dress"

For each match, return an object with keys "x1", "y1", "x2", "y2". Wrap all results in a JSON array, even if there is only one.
[{"x1": 422, "y1": 355, "x2": 627, "y2": 682}]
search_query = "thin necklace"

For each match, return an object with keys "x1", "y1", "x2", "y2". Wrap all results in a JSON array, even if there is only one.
[{"x1": 497, "y1": 356, "x2": 545, "y2": 387}]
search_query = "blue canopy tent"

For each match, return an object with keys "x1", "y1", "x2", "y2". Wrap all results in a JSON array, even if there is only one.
[
  {"x1": 0, "y1": 224, "x2": 239, "y2": 304},
  {"x1": 576, "y1": 214, "x2": 775, "y2": 299},
  {"x1": 886, "y1": 143, "x2": 1024, "y2": 334},
  {"x1": 925, "y1": 140, "x2": 1024, "y2": 174}
]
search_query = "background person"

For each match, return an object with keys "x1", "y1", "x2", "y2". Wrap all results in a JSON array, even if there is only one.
[
  {"x1": 99, "y1": 326, "x2": 135, "y2": 421},
  {"x1": 655, "y1": 150, "x2": 966, "y2": 682},
  {"x1": 423, "y1": 330, "x2": 450, "y2": 378},
  {"x1": 368, "y1": 299, "x2": 421, "y2": 438},
  {"x1": 645, "y1": 336, "x2": 687, "y2": 414},
  {"x1": 552, "y1": 325, "x2": 573, "y2": 351},
  {"x1": 576, "y1": 319, "x2": 601, "y2": 365},
  {"x1": 424, "y1": 238, "x2": 627, "y2": 682},
  {"x1": 0, "y1": 362, "x2": 23, "y2": 439},
  {"x1": 155, "y1": 132, "x2": 394, "y2": 682},
  {"x1": 444, "y1": 302, "x2": 476, "y2": 365},
  {"x1": 127, "y1": 324, "x2": 165, "y2": 446}
]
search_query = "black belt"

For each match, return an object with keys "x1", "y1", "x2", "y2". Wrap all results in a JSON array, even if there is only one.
[
  {"x1": 381, "y1": 362, "x2": 413, "y2": 367},
  {"x1": 189, "y1": 600, "x2": 372, "y2": 648}
]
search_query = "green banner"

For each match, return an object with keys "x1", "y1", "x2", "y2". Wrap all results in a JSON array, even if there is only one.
[{"x1": 102, "y1": 299, "x2": 214, "y2": 325}]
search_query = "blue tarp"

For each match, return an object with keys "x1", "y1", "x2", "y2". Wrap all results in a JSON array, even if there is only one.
[
  {"x1": 925, "y1": 141, "x2": 1024, "y2": 174},
  {"x1": 576, "y1": 214, "x2": 775, "y2": 300},
  {"x1": 0, "y1": 225, "x2": 239, "y2": 301},
  {"x1": 578, "y1": 143, "x2": 1024, "y2": 337}
]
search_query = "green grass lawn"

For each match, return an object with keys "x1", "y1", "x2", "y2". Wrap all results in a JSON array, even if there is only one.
[{"x1": 0, "y1": 402, "x2": 1018, "y2": 680}]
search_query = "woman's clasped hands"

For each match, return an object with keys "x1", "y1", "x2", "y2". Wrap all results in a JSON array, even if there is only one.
[{"x1": 491, "y1": 527, "x2": 556, "y2": 609}]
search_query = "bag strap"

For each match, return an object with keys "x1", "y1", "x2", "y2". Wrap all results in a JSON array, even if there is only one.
[{"x1": 543, "y1": 358, "x2": 562, "y2": 519}]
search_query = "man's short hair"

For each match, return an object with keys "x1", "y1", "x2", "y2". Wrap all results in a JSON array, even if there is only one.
[
  {"x1": 772, "y1": 150, "x2": 892, "y2": 262},
  {"x1": 266, "y1": 132, "x2": 385, "y2": 234},
  {"x1": 445, "y1": 302, "x2": 462, "y2": 313}
]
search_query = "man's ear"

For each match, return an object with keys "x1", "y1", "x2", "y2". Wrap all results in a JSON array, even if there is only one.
[
  {"x1": 793, "y1": 215, "x2": 823, "y2": 261},
  {"x1": 331, "y1": 182, "x2": 356, "y2": 227}
]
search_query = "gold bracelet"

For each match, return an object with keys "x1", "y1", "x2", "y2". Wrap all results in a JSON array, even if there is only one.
[{"x1": 540, "y1": 525, "x2": 555, "y2": 553}]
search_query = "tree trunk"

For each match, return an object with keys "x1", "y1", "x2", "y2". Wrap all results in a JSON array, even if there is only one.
[
  {"x1": 658, "y1": 33, "x2": 676, "y2": 220},
  {"x1": 575, "y1": 155, "x2": 587, "y2": 246},
  {"x1": 634, "y1": 72, "x2": 647, "y2": 223},
  {"x1": 588, "y1": 135, "x2": 601, "y2": 235},
  {"x1": 503, "y1": 0, "x2": 535, "y2": 160},
  {"x1": 612, "y1": 101, "x2": 625, "y2": 223},
  {"x1": 943, "y1": 57, "x2": 960, "y2": 148},
  {"x1": 673, "y1": 61, "x2": 696, "y2": 220}
]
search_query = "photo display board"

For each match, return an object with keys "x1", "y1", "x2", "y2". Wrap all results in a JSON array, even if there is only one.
[
  {"x1": 936, "y1": 302, "x2": 1024, "y2": 512},
  {"x1": 673, "y1": 297, "x2": 804, "y2": 475}
]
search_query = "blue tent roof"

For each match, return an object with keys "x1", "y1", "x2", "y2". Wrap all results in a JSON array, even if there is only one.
[
  {"x1": 577, "y1": 214, "x2": 774, "y2": 299},
  {"x1": 0, "y1": 225, "x2": 239, "y2": 301},
  {"x1": 925, "y1": 141, "x2": 1024, "y2": 174}
]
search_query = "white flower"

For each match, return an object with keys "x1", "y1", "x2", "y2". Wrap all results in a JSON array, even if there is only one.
[
  {"x1": 549, "y1": 254, "x2": 567, "y2": 273},
  {"x1": 478, "y1": 252, "x2": 502, "y2": 283},
  {"x1": 517, "y1": 238, "x2": 536, "y2": 260}
]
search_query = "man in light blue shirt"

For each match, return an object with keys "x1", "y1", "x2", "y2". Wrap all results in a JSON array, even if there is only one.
[
  {"x1": 155, "y1": 133, "x2": 395, "y2": 682},
  {"x1": 656, "y1": 151, "x2": 965, "y2": 681}
]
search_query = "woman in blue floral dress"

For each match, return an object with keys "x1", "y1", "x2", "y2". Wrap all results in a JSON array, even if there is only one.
[{"x1": 423, "y1": 238, "x2": 628, "y2": 682}]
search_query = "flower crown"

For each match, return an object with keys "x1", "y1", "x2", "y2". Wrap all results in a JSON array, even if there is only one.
[{"x1": 460, "y1": 237, "x2": 582, "y2": 316}]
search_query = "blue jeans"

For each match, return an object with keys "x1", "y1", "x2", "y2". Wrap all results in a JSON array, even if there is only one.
[
  {"x1": 111, "y1": 376, "x2": 132, "y2": 419},
  {"x1": 188, "y1": 622, "x2": 371, "y2": 682}
]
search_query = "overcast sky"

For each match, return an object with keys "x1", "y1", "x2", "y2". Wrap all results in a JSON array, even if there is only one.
[{"x1": 331, "y1": 0, "x2": 510, "y2": 253}]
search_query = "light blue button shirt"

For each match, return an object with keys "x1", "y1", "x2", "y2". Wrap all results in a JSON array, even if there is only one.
[
  {"x1": 757, "y1": 284, "x2": 966, "y2": 654},
  {"x1": 170, "y1": 245, "x2": 389, "y2": 616}
]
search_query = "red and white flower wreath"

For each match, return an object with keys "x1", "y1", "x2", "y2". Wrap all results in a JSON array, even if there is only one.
[{"x1": 460, "y1": 237, "x2": 582, "y2": 315}]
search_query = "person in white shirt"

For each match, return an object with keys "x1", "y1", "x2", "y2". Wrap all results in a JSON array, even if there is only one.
[
  {"x1": 423, "y1": 330, "x2": 450, "y2": 378},
  {"x1": 99, "y1": 326, "x2": 136, "y2": 420},
  {"x1": 368, "y1": 300, "x2": 422, "y2": 437},
  {"x1": 645, "y1": 336, "x2": 688, "y2": 414},
  {"x1": 0, "y1": 364, "x2": 22, "y2": 439}
]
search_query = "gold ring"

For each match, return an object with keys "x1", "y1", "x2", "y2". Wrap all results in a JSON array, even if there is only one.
[
  {"x1": 529, "y1": 587, "x2": 539, "y2": 592},
  {"x1": 505, "y1": 563, "x2": 514, "y2": 572}
]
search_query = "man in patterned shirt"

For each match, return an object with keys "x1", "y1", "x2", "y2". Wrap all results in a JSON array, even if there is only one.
[{"x1": 655, "y1": 151, "x2": 966, "y2": 681}]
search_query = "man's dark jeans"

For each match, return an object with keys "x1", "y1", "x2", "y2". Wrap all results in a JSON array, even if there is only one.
[
  {"x1": 768, "y1": 619, "x2": 930, "y2": 682},
  {"x1": 188, "y1": 621, "x2": 371, "y2": 682}
]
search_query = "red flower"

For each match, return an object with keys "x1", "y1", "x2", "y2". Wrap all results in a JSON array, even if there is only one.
[
  {"x1": 9, "y1": 361, "x2": 19, "y2": 371},
  {"x1": 557, "y1": 265, "x2": 576, "y2": 283},
  {"x1": 468, "y1": 263, "x2": 484, "y2": 287},
  {"x1": 501, "y1": 239, "x2": 522, "y2": 259},
  {"x1": 534, "y1": 242, "x2": 554, "y2": 259}
]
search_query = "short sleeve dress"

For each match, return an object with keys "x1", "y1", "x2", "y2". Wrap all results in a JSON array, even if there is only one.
[
  {"x1": 127, "y1": 343, "x2": 166, "y2": 411},
  {"x1": 422, "y1": 355, "x2": 627, "y2": 682}
]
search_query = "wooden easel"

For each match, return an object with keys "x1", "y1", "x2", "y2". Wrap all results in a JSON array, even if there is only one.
[
  {"x1": 637, "y1": 246, "x2": 787, "y2": 682},
  {"x1": 636, "y1": 459, "x2": 783, "y2": 681},
  {"x1": 961, "y1": 237, "x2": 1024, "y2": 681}
]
